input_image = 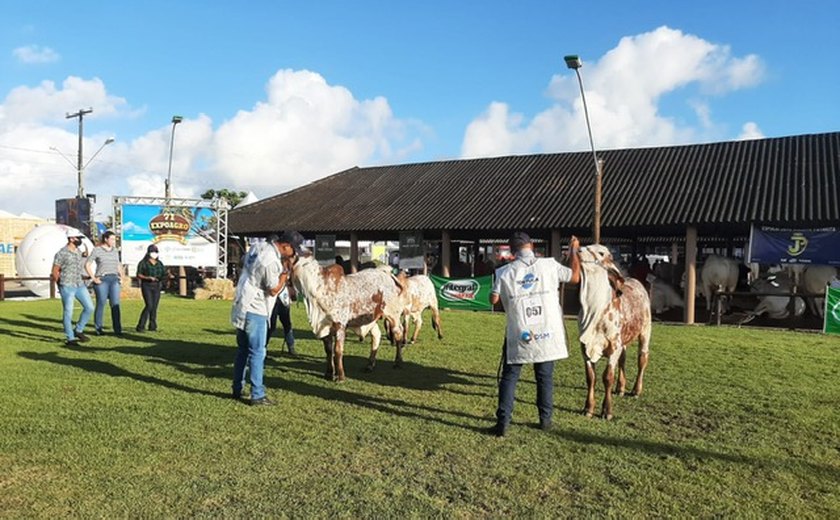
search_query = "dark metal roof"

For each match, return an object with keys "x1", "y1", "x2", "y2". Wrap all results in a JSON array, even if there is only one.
[{"x1": 230, "y1": 131, "x2": 840, "y2": 240}]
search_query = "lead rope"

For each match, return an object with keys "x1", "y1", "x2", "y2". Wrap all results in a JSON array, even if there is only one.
[{"x1": 496, "y1": 338, "x2": 506, "y2": 384}]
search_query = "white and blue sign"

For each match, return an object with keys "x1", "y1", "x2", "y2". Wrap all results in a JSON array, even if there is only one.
[{"x1": 748, "y1": 225, "x2": 840, "y2": 266}]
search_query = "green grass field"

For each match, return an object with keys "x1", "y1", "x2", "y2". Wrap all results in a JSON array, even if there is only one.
[{"x1": 1, "y1": 297, "x2": 838, "y2": 518}]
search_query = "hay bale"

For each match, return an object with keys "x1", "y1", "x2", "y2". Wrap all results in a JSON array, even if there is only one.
[
  {"x1": 120, "y1": 273, "x2": 142, "y2": 300},
  {"x1": 196, "y1": 278, "x2": 235, "y2": 300}
]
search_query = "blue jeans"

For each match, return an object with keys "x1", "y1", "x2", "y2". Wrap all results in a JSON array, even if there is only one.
[
  {"x1": 496, "y1": 343, "x2": 555, "y2": 427},
  {"x1": 93, "y1": 274, "x2": 122, "y2": 334},
  {"x1": 233, "y1": 313, "x2": 268, "y2": 400},
  {"x1": 58, "y1": 284, "x2": 94, "y2": 341}
]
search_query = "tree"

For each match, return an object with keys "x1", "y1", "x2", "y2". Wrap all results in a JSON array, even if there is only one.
[{"x1": 201, "y1": 189, "x2": 248, "y2": 208}]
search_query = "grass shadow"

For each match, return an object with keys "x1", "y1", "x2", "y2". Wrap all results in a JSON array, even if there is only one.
[
  {"x1": 553, "y1": 428, "x2": 840, "y2": 481},
  {"x1": 265, "y1": 375, "x2": 487, "y2": 434},
  {"x1": 18, "y1": 351, "x2": 231, "y2": 399}
]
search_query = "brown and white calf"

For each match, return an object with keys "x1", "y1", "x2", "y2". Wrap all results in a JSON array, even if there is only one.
[
  {"x1": 578, "y1": 245, "x2": 652, "y2": 420},
  {"x1": 401, "y1": 275, "x2": 443, "y2": 344},
  {"x1": 292, "y1": 255, "x2": 408, "y2": 381}
]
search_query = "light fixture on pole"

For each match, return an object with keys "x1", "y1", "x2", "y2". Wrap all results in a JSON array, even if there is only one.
[
  {"x1": 165, "y1": 115, "x2": 184, "y2": 201},
  {"x1": 564, "y1": 54, "x2": 604, "y2": 244},
  {"x1": 50, "y1": 136, "x2": 115, "y2": 199}
]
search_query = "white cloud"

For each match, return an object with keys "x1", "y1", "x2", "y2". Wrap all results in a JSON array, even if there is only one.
[
  {"x1": 0, "y1": 76, "x2": 131, "y2": 127},
  {"x1": 0, "y1": 70, "x2": 421, "y2": 217},
  {"x1": 12, "y1": 45, "x2": 60, "y2": 64},
  {"x1": 738, "y1": 122, "x2": 764, "y2": 140},
  {"x1": 462, "y1": 26, "x2": 765, "y2": 158},
  {"x1": 206, "y1": 69, "x2": 419, "y2": 192}
]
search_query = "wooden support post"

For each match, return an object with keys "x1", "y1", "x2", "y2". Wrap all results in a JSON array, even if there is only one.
[
  {"x1": 350, "y1": 232, "x2": 359, "y2": 273},
  {"x1": 550, "y1": 229, "x2": 562, "y2": 261},
  {"x1": 441, "y1": 231, "x2": 451, "y2": 278},
  {"x1": 179, "y1": 266, "x2": 187, "y2": 296},
  {"x1": 684, "y1": 226, "x2": 697, "y2": 324}
]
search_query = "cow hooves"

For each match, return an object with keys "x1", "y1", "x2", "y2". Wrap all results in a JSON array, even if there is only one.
[
  {"x1": 583, "y1": 410, "x2": 594, "y2": 418},
  {"x1": 601, "y1": 413, "x2": 613, "y2": 421},
  {"x1": 393, "y1": 363, "x2": 403, "y2": 370},
  {"x1": 364, "y1": 365, "x2": 375, "y2": 373}
]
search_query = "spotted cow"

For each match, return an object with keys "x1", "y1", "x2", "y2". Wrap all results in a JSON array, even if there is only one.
[
  {"x1": 578, "y1": 245, "x2": 652, "y2": 420},
  {"x1": 291, "y1": 254, "x2": 407, "y2": 381}
]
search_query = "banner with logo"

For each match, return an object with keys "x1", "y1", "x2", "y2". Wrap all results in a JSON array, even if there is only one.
[
  {"x1": 430, "y1": 274, "x2": 492, "y2": 311},
  {"x1": 121, "y1": 204, "x2": 218, "y2": 270},
  {"x1": 748, "y1": 225, "x2": 840, "y2": 266},
  {"x1": 824, "y1": 285, "x2": 840, "y2": 335},
  {"x1": 399, "y1": 231, "x2": 425, "y2": 270},
  {"x1": 315, "y1": 234, "x2": 336, "y2": 265}
]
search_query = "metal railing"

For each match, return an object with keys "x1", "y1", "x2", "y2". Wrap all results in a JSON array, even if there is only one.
[{"x1": 709, "y1": 286, "x2": 824, "y2": 330}]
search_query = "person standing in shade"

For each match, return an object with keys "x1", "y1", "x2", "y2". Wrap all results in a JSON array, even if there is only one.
[
  {"x1": 136, "y1": 244, "x2": 166, "y2": 332},
  {"x1": 86, "y1": 230, "x2": 123, "y2": 336},
  {"x1": 231, "y1": 232, "x2": 300, "y2": 405},
  {"x1": 489, "y1": 232, "x2": 580, "y2": 437},
  {"x1": 51, "y1": 229, "x2": 94, "y2": 345}
]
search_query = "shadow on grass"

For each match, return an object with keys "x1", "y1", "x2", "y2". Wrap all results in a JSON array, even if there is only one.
[
  {"x1": 1, "y1": 314, "x2": 64, "y2": 338},
  {"x1": 18, "y1": 351, "x2": 231, "y2": 399},
  {"x1": 552, "y1": 428, "x2": 840, "y2": 480},
  {"x1": 264, "y1": 374, "x2": 488, "y2": 434}
]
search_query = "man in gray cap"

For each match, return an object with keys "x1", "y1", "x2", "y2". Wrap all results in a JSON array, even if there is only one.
[
  {"x1": 51, "y1": 229, "x2": 94, "y2": 345},
  {"x1": 489, "y1": 231, "x2": 580, "y2": 436}
]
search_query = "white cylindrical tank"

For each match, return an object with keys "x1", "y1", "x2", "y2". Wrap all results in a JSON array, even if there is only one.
[{"x1": 15, "y1": 224, "x2": 94, "y2": 297}]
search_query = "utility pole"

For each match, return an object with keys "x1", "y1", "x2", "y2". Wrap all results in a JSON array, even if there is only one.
[{"x1": 66, "y1": 108, "x2": 93, "y2": 198}]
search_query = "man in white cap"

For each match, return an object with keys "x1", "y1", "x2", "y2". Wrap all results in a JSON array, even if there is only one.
[
  {"x1": 51, "y1": 229, "x2": 94, "y2": 345},
  {"x1": 489, "y1": 231, "x2": 580, "y2": 436}
]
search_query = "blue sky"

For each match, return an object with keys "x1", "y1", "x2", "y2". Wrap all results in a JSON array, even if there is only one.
[{"x1": 1, "y1": 1, "x2": 838, "y2": 218}]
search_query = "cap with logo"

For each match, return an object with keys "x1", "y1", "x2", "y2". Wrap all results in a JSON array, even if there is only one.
[{"x1": 509, "y1": 231, "x2": 532, "y2": 252}]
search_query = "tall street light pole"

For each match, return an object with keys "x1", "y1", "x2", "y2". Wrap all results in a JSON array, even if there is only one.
[
  {"x1": 50, "y1": 137, "x2": 115, "y2": 197},
  {"x1": 165, "y1": 115, "x2": 184, "y2": 201},
  {"x1": 564, "y1": 55, "x2": 603, "y2": 244},
  {"x1": 66, "y1": 108, "x2": 93, "y2": 198}
]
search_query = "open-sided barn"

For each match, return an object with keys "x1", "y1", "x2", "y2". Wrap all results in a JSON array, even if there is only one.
[{"x1": 230, "y1": 131, "x2": 840, "y2": 323}]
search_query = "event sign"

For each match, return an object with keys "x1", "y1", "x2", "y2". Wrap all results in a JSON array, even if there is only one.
[
  {"x1": 399, "y1": 231, "x2": 425, "y2": 270},
  {"x1": 315, "y1": 234, "x2": 336, "y2": 265},
  {"x1": 121, "y1": 204, "x2": 218, "y2": 270},
  {"x1": 825, "y1": 285, "x2": 840, "y2": 335},
  {"x1": 55, "y1": 198, "x2": 93, "y2": 239},
  {"x1": 430, "y1": 275, "x2": 492, "y2": 311},
  {"x1": 749, "y1": 225, "x2": 840, "y2": 265}
]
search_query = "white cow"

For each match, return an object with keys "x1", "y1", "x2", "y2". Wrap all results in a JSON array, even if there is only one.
[
  {"x1": 739, "y1": 272, "x2": 805, "y2": 324},
  {"x1": 649, "y1": 276, "x2": 684, "y2": 314},
  {"x1": 801, "y1": 265, "x2": 839, "y2": 317},
  {"x1": 700, "y1": 256, "x2": 740, "y2": 312}
]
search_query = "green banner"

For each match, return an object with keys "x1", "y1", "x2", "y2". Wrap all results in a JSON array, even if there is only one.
[
  {"x1": 824, "y1": 286, "x2": 840, "y2": 335},
  {"x1": 430, "y1": 274, "x2": 493, "y2": 311}
]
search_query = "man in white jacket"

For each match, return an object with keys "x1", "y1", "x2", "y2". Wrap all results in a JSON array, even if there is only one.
[
  {"x1": 230, "y1": 232, "x2": 300, "y2": 405},
  {"x1": 489, "y1": 232, "x2": 580, "y2": 436}
]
